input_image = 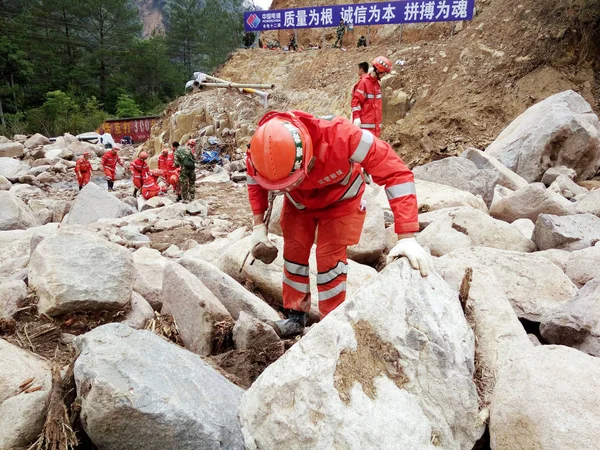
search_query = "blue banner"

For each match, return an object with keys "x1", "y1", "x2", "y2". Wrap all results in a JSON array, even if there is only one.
[{"x1": 244, "y1": 0, "x2": 475, "y2": 32}]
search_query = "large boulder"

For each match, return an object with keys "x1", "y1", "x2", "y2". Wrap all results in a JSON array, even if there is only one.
[
  {"x1": 435, "y1": 247, "x2": 578, "y2": 321},
  {"x1": 160, "y1": 262, "x2": 232, "y2": 356},
  {"x1": 132, "y1": 247, "x2": 168, "y2": 310},
  {"x1": 575, "y1": 188, "x2": 600, "y2": 216},
  {"x1": 122, "y1": 292, "x2": 155, "y2": 330},
  {"x1": 240, "y1": 259, "x2": 483, "y2": 450},
  {"x1": 533, "y1": 213, "x2": 600, "y2": 251},
  {"x1": 0, "y1": 157, "x2": 28, "y2": 179},
  {"x1": 0, "y1": 340, "x2": 51, "y2": 449},
  {"x1": 0, "y1": 142, "x2": 25, "y2": 158},
  {"x1": 28, "y1": 199, "x2": 70, "y2": 223},
  {"x1": 24, "y1": 133, "x2": 51, "y2": 149},
  {"x1": 74, "y1": 323, "x2": 245, "y2": 450},
  {"x1": 29, "y1": 230, "x2": 134, "y2": 316},
  {"x1": 533, "y1": 248, "x2": 572, "y2": 271},
  {"x1": 347, "y1": 198, "x2": 388, "y2": 264},
  {"x1": 0, "y1": 224, "x2": 58, "y2": 281},
  {"x1": 486, "y1": 90, "x2": 600, "y2": 182},
  {"x1": 490, "y1": 184, "x2": 574, "y2": 223},
  {"x1": 0, "y1": 280, "x2": 28, "y2": 319},
  {"x1": 64, "y1": 182, "x2": 135, "y2": 225},
  {"x1": 540, "y1": 279, "x2": 600, "y2": 356},
  {"x1": 460, "y1": 147, "x2": 529, "y2": 191},
  {"x1": 413, "y1": 157, "x2": 499, "y2": 206},
  {"x1": 232, "y1": 311, "x2": 282, "y2": 351},
  {"x1": 0, "y1": 175, "x2": 11, "y2": 191},
  {"x1": 541, "y1": 165, "x2": 577, "y2": 186},
  {"x1": 179, "y1": 256, "x2": 280, "y2": 322},
  {"x1": 564, "y1": 245, "x2": 600, "y2": 287},
  {"x1": 416, "y1": 207, "x2": 536, "y2": 256},
  {"x1": 414, "y1": 179, "x2": 488, "y2": 213},
  {"x1": 490, "y1": 345, "x2": 600, "y2": 449},
  {"x1": 0, "y1": 191, "x2": 40, "y2": 231}
]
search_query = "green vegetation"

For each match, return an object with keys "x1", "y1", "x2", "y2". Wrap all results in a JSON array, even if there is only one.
[{"x1": 0, "y1": 0, "x2": 248, "y2": 137}]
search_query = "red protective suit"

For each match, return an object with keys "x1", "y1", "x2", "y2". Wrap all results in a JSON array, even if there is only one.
[
  {"x1": 141, "y1": 172, "x2": 164, "y2": 200},
  {"x1": 158, "y1": 151, "x2": 175, "y2": 178},
  {"x1": 101, "y1": 150, "x2": 122, "y2": 181},
  {"x1": 75, "y1": 157, "x2": 92, "y2": 187},
  {"x1": 130, "y1": 157, "x2": 149, "y2": 189},
  {"x1": 247, "y1": 111, "x2": 418, "y2": 317},
  {"x1": 351, "y1": 74, "x2": 383, "y2": 137}
]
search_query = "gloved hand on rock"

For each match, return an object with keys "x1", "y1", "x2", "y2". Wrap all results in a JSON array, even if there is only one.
[
  {"x1": 250, "y1": 223, "x2": 274, "y2": 249},
  {"x1": 386, "y1": 237, "x2": 430, "y2": 277}
]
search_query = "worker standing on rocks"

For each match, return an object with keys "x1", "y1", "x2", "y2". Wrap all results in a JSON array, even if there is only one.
[
  {"x1": 352, "y1": 62, "x2": 370, "y2": 103},
  {"x1": 246, "y1": 110, "x2": 429, "y2": 337},
  {"x1": 333, "y1": 19, "x2": 346, "y2": 48},
  {"x1": 351, "y1": 56, "x2": 392, "y2": 138},
  {"x1": 75, "y1": 152, "x2": 92, "y2": 190},
  {"x1": 174, "y1": 139, "x2": 197, "y2": 202},
  {"x1": 101, "y1": 146, "x2": 124, "y2": 191},
  {"x1": 158, "y1": 147, "x2": 178, "y2": 194},
  {"x1": 130, "y1": 151, "x2": 149, "y2": 197}
]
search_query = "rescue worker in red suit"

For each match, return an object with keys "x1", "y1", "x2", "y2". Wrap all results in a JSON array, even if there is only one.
[
  {"x1": 158, "y1": 147, "x2": 179, "y2": 193},
  {"x1": 246, "y1": 110, "x2": 430, "y2": 337},
  {"x1": 75, "y1": 152, "x2": 92, "y2": 190},
  {"x1": 130, "y1": 151, "x2": 150, "y2": 197},
  {"x1": 351, "y1": 56, "x2": 392, "y2": 138},
  {"x1": 141, "y1": 170, "x2": 166, "y2": 200},
  {"x1": 101, "y1": 146, "x2": 124, "y2": 191}
]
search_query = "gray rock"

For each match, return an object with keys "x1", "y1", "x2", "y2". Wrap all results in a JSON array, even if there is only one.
[
  {"x1": 29, "y1": 230, "x2": 134, "y2": 316},
  {"x1": 0, "y1": 157, "x2": 29, "y2": 179},
  {"x1": 540, "y1": 279, "x2": 600, "y2": 356},
  {"x1": 413, "y1": 156, "x2": 499, "y2": 205},
  {"x1": 0, "y1": 175, "x2": 11, "y2": 191},
  {"x1": 162, "y1": 244, "x2": 183, "y2": 258},
  {"x1": 74, "y1": 323, "x2": 245, "y2": 450},
  {"x1": 9, "y1": 183, "x2": 43, "y2": 201},
  {"x1": 0, "y1": 224, "x2": 57, "y2": 280},
  {"x1": 34, "y1": 207, "x2": 53, "y2": 225},
  {"x1": 575, "y1": 188, "x2": 600, "y2": 216},
  {"x1": 0, "y1": 142, "x2": 25, "y2": 158},
  {"x1": 132, "y1": 247, "x2": 168, "y2": 310},
  {"x1": 140, "y1": 196, "x2": 173, "y2": 211},
  {"x1": 542, "y1": 165, "x2": 577, "y2": 186},
  {"x1": 0, "y1": 191, "x2": 40, "y2": 231},
  {"x1": 0, "y1": 280, "x2": 28, "y2": 319},
  {"x1": 486, "y1": 90, "x2": 600, "y2": 182},
  {"x1": 347, "y1": 198, "x2": 388, "y2": 264},
  {"x1": 30, "y1": 148, "x2": 46, "y2": 159},
  {"x1": 186, "y1": 199, "x2": 209, "y2": 216},
  {"x1": 0, "y1": 339, "x2": 51, "y2": 449},
  {"x1": 510, "y1": 218, "x2": 535, "y2": 240},
  {"x1": 36, "y1": 171, "x2": 57, "y2": 184},
  {"x1": 232, "y1": 311, "x2": 282, "y2": 351},
  {"x1": 179, "y1": 257, "x2": 280, "y2": 322},
  {"x1": 160, "y1": 262, "x2": 231, "y2": 356},
  {"x1": 564, "y1": 246, "x2": 600, "y2": 287},
  {"x1": 490, "y1": 184, "x2": 574, "y2": 223},
  {"x1": 122, "y1": 292, "x2": 154, "y2": 329},
  {"x1": 414, "y1": 179, "x2": 488, "y2": 213},
  {"x1": 120, "y1": 225, "x2": 150, "y2": 243},
  {"x1": 548, "y1": 174, "x2": 588, "y2": 199},
  {"x1": 436, "y1": 246, "x2": 578, "y2": 321},
  {"x1": 240, "y1": 259, "x2": 483, "y2": 450},
  {"x1": 65, "y1": 182, "x2": 135, "y2": 225},
  {"x1": 533, "y1": 213, "x2": 600, "y2": 251},
  {"x1": 12, "y1": 134, "x2": 27, "y2": 142},
  {"x1": 460, "y1": 147, "x2": 529, "y2": 191},
  {"x1": 23, "y1": 133, "x2": 51, "y2": 149},
  {"x1": 28, "y1": 199, "x2": 70, "y2": 223},
  {"x1": 533, "y1": 248, "x2": 571, "y2": 271},
  {"x1": 28, "y1": 165, "x2": 52, "y2": 176}
]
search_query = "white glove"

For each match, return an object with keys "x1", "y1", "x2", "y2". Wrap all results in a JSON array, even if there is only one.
[
  {"x1": 386, "y1": 237, "x2": 430, "y2": 277},
  {"x1": 353, "y1": 118, "x2": 361, "y2": 127},
  {"x1": 250, "y1": 223, "x2": 274, "y2": 249}
]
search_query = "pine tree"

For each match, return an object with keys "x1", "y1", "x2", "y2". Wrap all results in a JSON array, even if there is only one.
[{"x1": 164, "y1": 0, "x2": 203, "y2": 76}]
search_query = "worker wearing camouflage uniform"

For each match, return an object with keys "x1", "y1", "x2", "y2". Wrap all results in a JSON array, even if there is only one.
[
  {"x1": 173, "y1": 139, "x2": 197, "y2": 202},
  {"x1": 333, "y1": 19, "x2": 345, "y2": 48}
]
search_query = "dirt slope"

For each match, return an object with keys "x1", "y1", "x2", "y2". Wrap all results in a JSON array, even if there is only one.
[{"x1": 215, "y1": 0, "x2": 599, "y2": 166}]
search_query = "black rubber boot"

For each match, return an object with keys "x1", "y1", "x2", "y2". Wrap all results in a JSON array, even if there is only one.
[
  {"x1": 107, "y1": 180, "x2": 114, "y2": 191},
  {"x1": 78, "y1": 185, "x2": 83, "y2": 191},
  {"x1": 133, "y1": 188, "x2": 139, "y2": 197},
  {"x1": 271, "y1": 310, "x2": 308, "y2": 338}
]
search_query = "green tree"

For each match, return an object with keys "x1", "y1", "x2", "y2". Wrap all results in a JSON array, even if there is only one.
[
  {"x1": 116, "y1": 93, "x2": 142, "y2": 118},
  {"x1": 28, "y1": 90, "x2": 79, "y2": 136},
  {"x1": 165, "y1": 0, "x2": 203, "y2": 76}
]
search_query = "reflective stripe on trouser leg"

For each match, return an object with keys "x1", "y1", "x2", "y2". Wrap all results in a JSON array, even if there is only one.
[{"x1": 281, "y1": 199, "x2": 317, "y2": 313}]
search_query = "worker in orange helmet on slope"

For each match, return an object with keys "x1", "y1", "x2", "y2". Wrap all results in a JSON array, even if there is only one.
[
  {"x1": 75, "y1": 152, "x2": 92, "y2": 190},
  {"x1": 246, "y1": 110, "x2": 429, "y2": 337},
  {"x1": 351, "y1": 56, "x2": 392, "y2": 138},
  {"x1": 101, "y1": 146, "x2": 125, "y2": 191},
  {"x1": 130, "y1": 151, "x2": 150, "y2": 197}
]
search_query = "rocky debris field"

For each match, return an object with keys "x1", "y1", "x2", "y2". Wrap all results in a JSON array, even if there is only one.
[{"x1": 1, "y1": 88, "x2": 600, "y2": 449}]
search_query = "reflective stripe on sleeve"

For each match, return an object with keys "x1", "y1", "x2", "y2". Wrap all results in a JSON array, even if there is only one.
[
  {"x1": 283, "y1": 273, "x2": 310, "y2": 293},
  {"x1": 376, "y1": 94, "x2": 382, "y2": 99},
  {"x1": 338, "y1": 174, "x2": 364, "y2": 202},
  {"x1": 339, "y1": 165, "x2": 353, "y2": 186},
  {"x1": 246, "y1": 175, "x2": 258, "y2": 185},
  {"x1": 386, "y1": 182, "x2": 416, "y2": 200},
  {"x1": 317, "y1": 261, "x2": 348, "y2": 285},
  {"x1": 360, "y1": 123, "x2": 376, "y2": 129},
  {"x1": 318, "y1": 282, "x2": 347, "y2": 301},
  {"x1": 284, "y1": 260, "x2": 309, "y2": 277},
  {"x1": 351, "y1": 106, "x2": 362, "y2": 112},
  {"x1": 284, "y1": 192, "x2": 306, "y2": 210},
  {"x1": 350, "y1": 130, "x2": 374, "y2": 163},
  {"x1": 366, "y1": 94, "x2": 375, "y2": 99},
  {"x1": 356, "y1": 89, "x2": 365, "y2": 96}
]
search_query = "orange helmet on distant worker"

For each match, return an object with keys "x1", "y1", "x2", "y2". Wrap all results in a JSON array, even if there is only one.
[
  {"x1": 371, "y1": 56, "x2": 392, "y2": 74},
  {"x1": 187, "y1": 139, "x2": 197, "y2": 148},
  {"x1": 83, "y1": 152, "x2": 90, "y2": 158},
  {"x1": 162, "y1": 148, "x2": 169, "y2": 154},
  {"x1": 247, "y1": 111, "x2": 314, "y2": 192},
  {"x1": 169, "y1": 173, "x2": 179, "y2": 185},
  {"x1": 139, "y1": 151, "x2": 148, "y2": 160}
]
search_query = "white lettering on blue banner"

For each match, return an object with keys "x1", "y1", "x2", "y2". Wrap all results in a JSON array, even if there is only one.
[{"x1": 244, "y1": 0, "x2": 474, "y2": 31}]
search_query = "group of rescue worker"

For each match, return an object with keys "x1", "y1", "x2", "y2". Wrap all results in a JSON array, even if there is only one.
[
  {"x1": 74, "y1": 139, "x2": 200, "y2": 203},
  {"x1": 246, "y1": 55, "x2": 430, "y2": 337}
]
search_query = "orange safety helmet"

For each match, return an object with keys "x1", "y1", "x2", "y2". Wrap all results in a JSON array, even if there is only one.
[
  {"x1": 162, "y1": 148, "x2": 169, "y2": 154},
  {"x1": 139, "y1": 151, "x2": 149, "y2": 159},
  {"x1": 372, "y1": 56, "x2": 392, "y2": 74},
  {"x1": 248, "y1": 111, "x2": 314, "y2": 192},
  {"x1": 83, "y1": 152, "x2": 90, "y2": 157},
  {"x1": 187, "y1": 139, "x2": 197, "y2": 148}
]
